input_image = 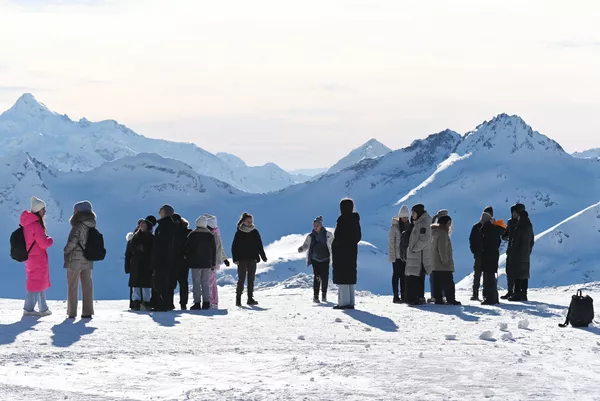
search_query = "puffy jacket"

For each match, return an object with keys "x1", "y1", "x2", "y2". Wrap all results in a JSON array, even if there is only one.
[
  {"x1": 185, "y1": 228, "x2": 217, "y2": 269},
  {"x1": 430, "y1": 224, "x2": 454, "y2": 272},
  {"x1": 388, "y1": 218, "x2": 408, "y2": 262},
  {"x1": 508, "y1": 212, "x2": 535, "y2": 279},
  {"x1": 332, "y1": 212, "x2": 361, "y2": 285},
  {"x1": 480, "y1": 221, "x2": 506, "y2": 273},
  {"x1": 231, "y1": 226, "x2": 267, "y2": 263},
  {"x1": 127, "y1": 230, "x2": 154, "y2": 288},
  {"x1": 406, "y1": 212, "x2": 433, "y2": 276},
  {"x1": 64, "y1": 211, "x2": 96, "y2": 270},
  {"x1": 151, "y1": 216, "x2": 176, "y2": 272},
  {"x1": 20, "y1": 211, "x2": 54, "y2": 292},
  {"x1": 299, "y1": 229, "x2": 334, "y2": 266},
  {"x1": 469, "y1": 222, "x2": 483, "y2": 256}
]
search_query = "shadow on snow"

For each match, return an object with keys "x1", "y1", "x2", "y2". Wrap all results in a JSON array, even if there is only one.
[
  {"x1": 51, "y1": 319, "x2": 97, "y2": 347},
  {"x1": 0, "y1": 317, "x2": 40, "y2": 345},
  {"x1": 343, "y1": 309, "x2": 399, "y2": 332}
]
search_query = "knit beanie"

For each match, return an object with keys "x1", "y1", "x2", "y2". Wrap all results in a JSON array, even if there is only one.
[
  {"x1": 513, "y1": 203, "x2": 526, "y2": 213},
  {"x1": 144, "y1": 215, "x2": 157, "y2": 228},
  {"x1": 30, "y1": 196, "x2": 46, "y2": 213},
  {"x1": 74, "y1": 200, "x2": 93, "y2": 213},
  {"x1": 196, "y1": 215, "x2": 208, "y2": 228},
  {"x1": 160, "y1": 204, "x2": 175, "y2": 216},
  {"x1": 480, "y1": 212, "x2": 493, "y2": 225},
  {"x1": 398, "y1": 205, "x2": 410, "y2": 218},
  {"x1": 484, "y1": 206, "x2": 494, "y2": 217},
  {"x1": 205, "y1": 214, "x2": 218, "y2": 228},
  {"x1": 314, "y1": 215, "x2": 324, "y2": 225}
]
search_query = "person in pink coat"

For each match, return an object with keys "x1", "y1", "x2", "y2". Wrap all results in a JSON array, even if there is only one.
[
  {"x1": 20, "y1": 196, "x2": 54, "y2": 317},
  {"x1": 204, "y1": 214, "x2": 230, "y2": 309}
]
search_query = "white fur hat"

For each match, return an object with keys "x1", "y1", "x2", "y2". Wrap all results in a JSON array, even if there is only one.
[
  {"x1": 31, "y1": 196, "x2": 46, "y2": 213},
  {"x1": 204, "y1": 214, "x2": 217, "y2": 228},
  {"x1": 398, "y1": 205, "x2": 410, "y2": 218},
  {"x1": 196, "y1": 215, "x2": 208, "y2": 228}
]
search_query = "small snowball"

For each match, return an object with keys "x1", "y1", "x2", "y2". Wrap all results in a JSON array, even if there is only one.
[
  {"x1": 518, "y1": 319, "x2": 530, "y2": 329},
  {"x1": 501, "y1": 332, "x2": 514, "y2": 341},
  {"x1": 499, "y1": 323, "x2": 509, "y2": 332},
  {"x1": 479, "y1": 330, "x2": 495, "y2": 341}
]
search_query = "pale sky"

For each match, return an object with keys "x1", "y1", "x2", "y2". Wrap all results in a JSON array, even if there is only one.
[{"x1": 1, "y1": 0, "x2": 599, "y2": 169}]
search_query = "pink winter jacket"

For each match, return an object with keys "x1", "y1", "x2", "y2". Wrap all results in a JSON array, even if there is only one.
[{"x1": 20, "y1": 211, "x2": 54, "y2": 292}]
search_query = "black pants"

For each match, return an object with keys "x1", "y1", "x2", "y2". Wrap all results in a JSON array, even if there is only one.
[
  {"x1": 432, "y1": 271, "x2": 456, "y2": 303},
  {"x1": 392, "y1": 260, "x2": 406, "y2": 300},
  {"x1": 482, "y1": 271, "x2": 498, "y2": 304},
  {"x1": 176, "y1": 267, "x2": 190, "y2": 307},
  {"x1": 237, "y1": 260, "x2": 257, "y2": 299},
  {"x1": 312, "y1": 261, "x2": 330, "y2": 298},
  {"x1": 153, "y1": 269, "x2": 170, "y2": 310},
  {"x1": 473, "y1": 256, "x2": 482, "y2": 297},
  {"x1": 406, "y1": 268, "x2": 426, "y2": 303},
  {"x1": 505, "y1": 255, "x2": 514, "y2": 294}
]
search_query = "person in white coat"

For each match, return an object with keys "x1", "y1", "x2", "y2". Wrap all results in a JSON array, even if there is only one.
[
  {"x1": 298, "y1": 216, "x2": 334, "y2": 303},
  {"x1": 204, "y1": 214, "x2": 230, "y2": 309}
]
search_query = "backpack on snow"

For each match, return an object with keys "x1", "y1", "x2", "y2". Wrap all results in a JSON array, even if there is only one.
[
  {"x1": 10, "y1": 226, "x2": 35, "y2": 262},
  {"x1": 559, "y1": 290, "x2": 594, "y2": 328},
  {"x1": 78, "y1": 227, "x2": 106, "y2": 262}
]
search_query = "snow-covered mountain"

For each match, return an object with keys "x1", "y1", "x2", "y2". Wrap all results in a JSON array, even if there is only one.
[
  {"x1": 215, "y1": 152, "x2": 300, "y2": 193},
  {"x1": 0, "y1": 94, "x2": 294, "y2": 194},
  {"x1": 573, "y1": 148, "x2": 600, "y2": 159},
  {"x1": 326, "y1": 138, "x2": 392, "y2": 174}
]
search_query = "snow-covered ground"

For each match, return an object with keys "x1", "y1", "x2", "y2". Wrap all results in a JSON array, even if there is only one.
[{"x1": 1, "y1": 277, "x2": 599, "y2": 401}]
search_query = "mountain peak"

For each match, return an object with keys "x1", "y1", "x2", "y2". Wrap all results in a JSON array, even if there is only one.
[
  {"x1": 456, "y1": 114, "x2": 565, "y2": 157},
  {"x1": 327, "y1": 138, "x2": 392, "y2": 174},
  {"x1": 3, "y1": 93, "x2": 56, "y2": 119}
]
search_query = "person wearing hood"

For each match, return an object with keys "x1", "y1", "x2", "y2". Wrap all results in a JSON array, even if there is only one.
[
  {"x1": 298, "y1": 216, "x2": 334, "y2": 303},
  {"x1": 185, "y1": 216, "x2": 217, "y2": 310},
  {"x1": 405, "y1": 204, "x2": 432, "y2": 306},
  {"x1": 479, "y1": 212, "x2": 506, "y2": 305},
  {"x1": 20, "y1": 197, "x2": 54, "y2": 317},
  {"x1": 151, "y1": 204, "x2": 177, "y2": 312},
  {"x1": 231, "y1": 212, "x2": 267, "y2": 307},
  {"x1": 430, "y1": 215, "x2": 461, "y2": 305},
  {"x1": 428, "y1": 209, "x2": 449, "y2": 303},
  {"x1": 332, "y1": 198, "x2": 362, "y2": 310},
  {"x1": 169, "y1": 213, "x2": 192, "y2": 310},
  {"x1": 125, "y1": 218, "x2": 145, "y2": 310},
  {"x1": 388, "y1": 205, "x2": 410, "y2": 304},
  {"x1": 469, "y1": 206, "x2": 494, "y2": 301},
  {"x1": 501, "y1": 203, "x2": 524, "y2": 299},
  {"x1": 507, "y1": 208, "x2": 535, "y2": 302},
  {"x1": 205, "y1": 214, "x2": 230, "y2": 309},
  {"x1": 125, "y1": 216, "x2": 156, "y2": 311},
  {"x1": 64, "y1": 201, "x2": 97, "y2": 319}
]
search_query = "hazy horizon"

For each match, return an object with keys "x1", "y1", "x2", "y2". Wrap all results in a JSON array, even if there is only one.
[{"x1": 1, "y1": 0, "x2": 599, "y2": 169}]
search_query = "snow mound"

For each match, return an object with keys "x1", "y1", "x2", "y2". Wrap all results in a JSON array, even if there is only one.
[
  {"x1": 479, "y1": 330, "x2": 496, "y2": 341},
  {"x1": 518, "y1": 319, "x2": 530, "y2": 329}
]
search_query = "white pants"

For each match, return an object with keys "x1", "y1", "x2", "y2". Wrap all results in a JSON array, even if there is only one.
[
  {"x1": 192, "y1": 269, "x2": 211, "y2": 304},
  {"x1": 132, "y1": 288, "x2": 152, "y2": 302},
  {"x1": 338, "y1": 284, "x2": 355, "y2": 306}
]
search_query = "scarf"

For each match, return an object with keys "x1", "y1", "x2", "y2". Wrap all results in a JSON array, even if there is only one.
[{"x1": 238, "y1": 224, "x2": 256, "y2": 233}]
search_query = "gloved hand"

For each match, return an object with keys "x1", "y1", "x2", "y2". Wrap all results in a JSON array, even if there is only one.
[
  {"x1": 298, "y1": 247, "x2": 303, "y2": 253},
  {"x1": 261, "y1": 256, "x2": 268, "y2": 263},
  {"x1": 224, "y1": 259, "x2": 230, "y2": 267}
]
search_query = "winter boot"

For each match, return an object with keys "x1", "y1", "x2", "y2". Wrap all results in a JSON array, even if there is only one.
[
  {"x1": 313, "y1": 297, "x2": 320, "y2": 303},
  {"x1": 247, "y1": 298, "x2": 259, "y2": 306},
  {"x1": 523, "y1": 280, "x2": 529, "y2": 301},
  {"x1": 470, "y1": 295, "x2": 480, "y2": 301},
  {"x1": 132, "y1": 301, "x2": 141, "y2": 311},
  {"x1": 500, "y1": 291, "x2": 513, "y2": 300},
  {"x1": 180, "y1": 304, "x2": 188, "y2": 311},
  {"x1": 322, "y1": 293, "x2": 328, "y2": 303},
  {"x1": 508, "y1": 280, "x2": 524, "y2": 302},
  {"x1": 202, "y1": 302, "x2": 211, "y2": 310},
  {"x1": 141, "y1": 302, "x2": 152, "y2": 311},
  {"x1": 393, "y1": 295, "x2": 402, "y2": 304},
  {"x1": 190, "y1": 303, "x2": 202, "y2": 310},
  {"x1": 236, "y1": 294, "x2": 242, "y2": 307}
]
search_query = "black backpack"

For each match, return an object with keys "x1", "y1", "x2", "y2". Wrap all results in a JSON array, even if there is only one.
[
  {"x1": 559, "y1": 290, "x2": 595, "y2": 328},
  {"x1": 10, "y1": 226, "x2": 35, "y2": 262},
  {"x1": 79, "y1": 227, "x2": 106, "y2": 262}
]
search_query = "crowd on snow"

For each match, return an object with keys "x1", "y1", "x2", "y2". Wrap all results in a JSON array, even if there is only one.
[{"x1": 15, "y1": 194, "x2": 533, "y2": 317}]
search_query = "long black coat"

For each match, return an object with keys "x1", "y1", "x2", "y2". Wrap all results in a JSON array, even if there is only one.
[
  {"x1": 469, "y1": 222, "x2": 483, "y2": 257},
  {"x1": 151, "y1": 216, "x2": 176, "y2": 272},
  {"x1": 231, "y1": 228, "x2": 267, "y2": 263},
  {"x1": 502, "y1": 218, "x2": 517, "y2": 275},
  {"x1": 480, "y1": 222, "x2": 506, "y2": 273},
  {"x1": 127, "y1": 230, "x2": 154, "y2": 288},
  {"x1": 185, "y1": 229, "x2": 217, "y2": 269},
  {"x1": 332, "y1": 212, "x2": 362, "y2": 285},
  {"x1": 508, "y1": 213, "x2": 535, "y2": 279},
  {"x1": 172, "y1": 218, "x2": 192, "y2": 271}
]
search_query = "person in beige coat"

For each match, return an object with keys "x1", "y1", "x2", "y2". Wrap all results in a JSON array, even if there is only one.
[
  {"x1": 405, "y1": 204, "x2": 432, "y2": 306},
  {"x1": 64, "y1": 201, "x2": 96, "y2": 319},
  {"x1": 430, "y1": 215, "x2": 461, "y2": 305}
]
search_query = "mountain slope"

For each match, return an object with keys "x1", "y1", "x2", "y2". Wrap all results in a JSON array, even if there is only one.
[
  {"x1": 327, "y1": 138, "x2": 392, "y2": 174},
  {"x1": 573, "y1": 148, "x2": 600, "y2": 159},
  {"x1": 0, "y1": 94, "x2": 294, "y2": 193}
]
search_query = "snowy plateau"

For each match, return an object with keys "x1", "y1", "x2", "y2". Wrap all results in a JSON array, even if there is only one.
[{"x1": 1, "y1": 94, "x2": 600, "y2": 400}]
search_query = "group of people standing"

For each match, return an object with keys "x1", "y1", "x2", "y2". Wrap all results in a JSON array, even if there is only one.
[
  {"x1": 19, "y1": 197, "x2": 99, "y2": 318},
  {"x1": 388, "y1": 202, "x2": 535, "y2": 306}
]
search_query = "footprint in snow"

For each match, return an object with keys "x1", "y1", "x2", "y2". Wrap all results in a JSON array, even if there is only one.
[
  {"x1": 298, "y1": 335, "x2": 306, "y2": 341},
  {"x1": 335, "y1": 318, "x2": 343, "y2": 323},
  {"x1": 444, "y1": 334, "x2": 457, "y2": 341},
  {"x1": 364, "y1": 328, "x2": 372, "y2": 332}
]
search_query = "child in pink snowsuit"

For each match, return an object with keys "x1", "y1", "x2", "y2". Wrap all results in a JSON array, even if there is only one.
[{"x1": 205, "y1": 214, "x2": 229, "y2": 308}]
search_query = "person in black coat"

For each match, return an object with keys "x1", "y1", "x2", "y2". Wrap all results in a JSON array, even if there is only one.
[
  {"x1": 479, "y1": 212, "x2": 506, "y2": 305},
  {"x1": 231, "y1": 212, "x2": 267, "y2": 307},
  {"x1": 469, "y1": 206, "x2": 494, "y2": 301},
  {"x1": 151, "y1": 205, "x2": 177, "y2": 312},
  {"x1": 169, "y1": 214, "x2": 192, "y2": 310},
  {"x1": 126, "y1": 216, "x2": 156, "y2": 311},
  {"x1": 501, "y1": 203, "x2": 524, "y2": 299},
  {"x1": 332, "y1": 198, "x2": 362, "y2": 310},
  {"x1": 507, "y1": 209, "x2": 535, "y2": 302},
  {"x1": 125, "y1": 218, "x2": 144, "y2": 310},
  {"x1": 185, "y1": 215, "x2": 217, "y2": 310}
]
